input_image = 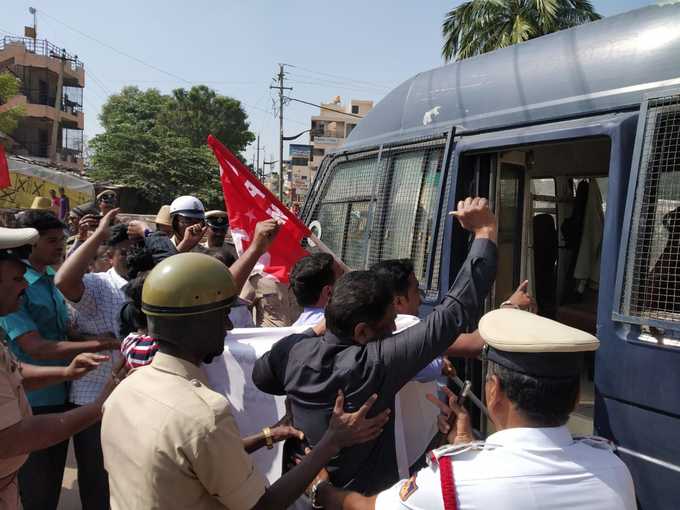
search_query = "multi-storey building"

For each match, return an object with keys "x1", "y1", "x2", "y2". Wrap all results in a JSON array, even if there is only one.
[
  {"x1": 283, "y1": 144, "x2": 313, "y2": 204},
  {"x1": 0, "y1": 36, "x2": 85, "y2": 172},
  {"x1": 309, "y1": 97, "x2": 373, "y2": 175}
]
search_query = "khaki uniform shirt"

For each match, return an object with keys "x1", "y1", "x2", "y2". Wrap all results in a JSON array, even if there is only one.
[
  {"x1": 240, "y1": 273, "x2": 301, "y2": 327},
  {"x1": 101, "y1": 352, "x2": 266, "y2": 510},
  {"x1": 0, "y1": 339, "x2": 31, "y2": 509}
]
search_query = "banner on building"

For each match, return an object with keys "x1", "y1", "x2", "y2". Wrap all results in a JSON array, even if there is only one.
[
  {"x1": 0, "y1": 156, "x2": 94, "y2": 210},
  {"x1": 289, "y1": 144, "x2": 312, "y2": 159}
]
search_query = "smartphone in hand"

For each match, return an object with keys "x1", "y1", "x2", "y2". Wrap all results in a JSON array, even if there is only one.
[{"x1": 457, "y1": 380, "x2": 472, "y2": 406}]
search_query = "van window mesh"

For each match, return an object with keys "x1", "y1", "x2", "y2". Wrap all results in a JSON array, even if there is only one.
[
  {"x1": 377, "y1": 149, "x2": 444, "y2": 286},
  {"x1": 311, "y1": 156, "x2": 383, "y2": 270},
  {"x1": 620, "y1": 95, "x2": 680, "y2": 323},
  {"x1": 427, "y1": 169, "x2": 452, "y2": 299},
  {"x1": 308, "y1": 139, "x2": 447, "y2": 293}
]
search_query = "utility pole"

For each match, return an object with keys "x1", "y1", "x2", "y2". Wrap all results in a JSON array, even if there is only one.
[
  {"x1": 255, "y1": 134, "x2": 264, "y2": 181},
  {"x1": 270, "y1": 64, "x2": 292, "y2": 201}
]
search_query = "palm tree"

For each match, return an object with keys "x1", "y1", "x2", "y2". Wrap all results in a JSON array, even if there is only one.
[{"x1": 442, "y1": 0, "x2": 601, "y2": 62}]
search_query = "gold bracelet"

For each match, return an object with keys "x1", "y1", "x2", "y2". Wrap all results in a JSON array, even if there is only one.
[{"x1": 262, "y1": 427, "x2": 273, "y2": 449}]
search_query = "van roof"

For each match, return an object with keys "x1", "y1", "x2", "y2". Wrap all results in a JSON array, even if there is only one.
[{"x1": 343, "y1": 4, "x2": 680, "y2": 150}]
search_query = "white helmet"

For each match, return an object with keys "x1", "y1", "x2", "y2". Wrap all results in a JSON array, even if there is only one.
[{"x1": 169, "y1": 196, "x2": 205, "y2": 219}]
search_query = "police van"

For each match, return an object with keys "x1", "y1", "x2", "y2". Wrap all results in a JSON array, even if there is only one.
[{"x1": 300, "y1": 4, "x2": 680, "y2": 508}]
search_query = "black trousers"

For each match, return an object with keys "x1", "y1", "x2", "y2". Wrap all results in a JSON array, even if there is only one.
[{"x1": 18, "y1": 404, "x2": 109, "y2": 510}]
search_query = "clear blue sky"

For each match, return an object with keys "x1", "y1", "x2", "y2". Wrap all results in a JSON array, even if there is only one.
[{"x1": 2, "y1": 0, "x2": 656, "y2": 172}]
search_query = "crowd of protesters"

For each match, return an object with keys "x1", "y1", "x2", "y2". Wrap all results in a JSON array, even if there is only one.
[{"x1": 0, "y1": 190, "x2": 637, "y2": 510}]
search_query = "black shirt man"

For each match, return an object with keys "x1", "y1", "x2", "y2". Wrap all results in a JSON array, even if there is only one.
[{"x1": 252, "y1": 198, "x2": 498, "y2": 494}]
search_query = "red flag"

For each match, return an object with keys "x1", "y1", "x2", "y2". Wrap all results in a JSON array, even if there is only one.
[
  {"x1": 207, "y1": 135, "x2": 310, "y2": 283},
  {"x1": 0, "y1": 145, "x2": 11, "y2": 189}
]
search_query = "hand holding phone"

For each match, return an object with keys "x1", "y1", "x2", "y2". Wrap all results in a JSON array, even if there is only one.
[{"x1": 457, "y1": 380, "x2": 472, "y2": 406}]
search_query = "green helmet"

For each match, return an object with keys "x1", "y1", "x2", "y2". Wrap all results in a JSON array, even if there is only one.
[{"x1": 142, "y1": 253, "x2": 237, "y2": 317}]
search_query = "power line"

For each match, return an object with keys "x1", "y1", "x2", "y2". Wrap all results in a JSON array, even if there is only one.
[
  {"x1": 286, "y1": 97, "x2": 364, "y2": 118},
  {"x1": 290, "y1": 64, "x2": 393, "y2": 90},
  {"x1": 288, "y1": 79, "x2": 386, "y2": 95},
  {"x1": 86, "y1": 67, "x2": 113, "y2": 96},
  {"x1": 38, "y1": 9, "x2": 273, "y2": 119},
  {"x1": 40, "y1": 10, "x2": 193, "y2": 86},
  {"x1": 104, "y1": 79, "x2": 257, "y2": 85},
  {"x1": 286, "y1": 71, "x2": 391, "y2": 92}
]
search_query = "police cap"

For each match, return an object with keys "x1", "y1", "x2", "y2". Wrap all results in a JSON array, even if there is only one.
[
  {"x1": 479, "y1": 309, "x2": 599, "y2": 377},
  {"x1": 205, "y1": 210, "x2": 228, "y2": 230},
  {"x1": 0, "y1": 227, "x2": 39, "y2": 262}
]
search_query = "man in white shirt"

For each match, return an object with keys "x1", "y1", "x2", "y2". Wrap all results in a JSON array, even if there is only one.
[
  {"x1": 55, "y1": 209, "x2": 133, "y2": 509},
  {"x1": 290, "y1": 253, "x2": 342, "y2": 327},
  {"x1": 310, "y1": 309, "x2": 637, "y2": 510},
  {"x1": 371, "y1": 259, "x2": 489, "y2": 381}
]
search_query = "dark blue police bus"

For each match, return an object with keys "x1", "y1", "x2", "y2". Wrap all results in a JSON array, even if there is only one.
[{"x1": 301, "y1": 4, "x2": 680, "y2": 508}]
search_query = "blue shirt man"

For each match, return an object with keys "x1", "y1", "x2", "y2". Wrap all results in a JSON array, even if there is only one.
[
  {"x1": 1, "y1": 265, "x2": 69, "y2": 407},
  {"x1": 289, "y1": 252, "x2": 340, "y2": 328}
]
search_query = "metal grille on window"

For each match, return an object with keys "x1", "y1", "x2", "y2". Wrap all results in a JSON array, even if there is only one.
[
  {"x1": 310, "y1": 156, "x2": 382, "y2": 269},
  {"x1": 376, "y1": 148, "x2": 444, "y2": 286},
  {"x1": 427, "y1": 170, "x2": 452, "y2": 298},
  {"x1": 307, "y1": 137, "x2": 447, "y2": 288},
  {"x1": 620, "y1": 95, "x2": 680, "y2": 323}
]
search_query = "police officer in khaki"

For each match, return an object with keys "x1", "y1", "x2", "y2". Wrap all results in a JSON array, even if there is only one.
[
  {"x1": 240, "y1": 272, "x2": 301, "y2": 327},
  {"x1": 101, "y1": 252, "x2": 390, "y2": 510},
  {"x1": 309, "y1": 309, "x2": 637, "y2": 510},
  {"x1": 0, "y1": 227, "x2": 123, "y2": 509}
]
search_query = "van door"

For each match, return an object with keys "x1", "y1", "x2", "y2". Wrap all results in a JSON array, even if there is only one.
[
  {"x1": 494, "y1": 151, "x2": 527, "y2": 307},
  {"x1": 598, "y1": 89, "x2": 680, "y2": 509}
]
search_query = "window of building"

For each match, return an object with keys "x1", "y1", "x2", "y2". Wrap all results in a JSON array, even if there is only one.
[
  {"x1": 313, "y1": 148, "x2": 325, "y2": 157},
  {"x1": 351, "y1": 105, "x2": 360, "y2": 114},
  {"x1": 619, "y1": 95, "x2": 680, "y2": 326}
]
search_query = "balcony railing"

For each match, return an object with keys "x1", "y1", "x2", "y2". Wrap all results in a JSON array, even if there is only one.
[
  {"x1": 1, "y1": 36, "x2": 84, "y2": 72},
  {"x1": 16, "y1": 88, "x2": 83, "y2": 114}
]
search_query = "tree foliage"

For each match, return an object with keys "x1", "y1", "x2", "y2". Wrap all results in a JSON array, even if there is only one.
[
  {"x1": 442, "y1": 0, "x2": 601, "y2": 62},
  {"x1": 0, "y1": 72, "x2": 26, "y2": 137},
  {"x1": 89, "y1": 85, "x2": 253, "y2": 208}
]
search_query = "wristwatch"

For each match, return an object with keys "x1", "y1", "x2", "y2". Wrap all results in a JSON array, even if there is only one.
[
  {"x1": 311, "y1": 479, "x2": 331, "y2": 509},
  {"x1": 262, "y1": 427, "x2": 273, "y2": 449},
  {"x1": 500, "y1": 300, "x2": 520, "y2": 309}
]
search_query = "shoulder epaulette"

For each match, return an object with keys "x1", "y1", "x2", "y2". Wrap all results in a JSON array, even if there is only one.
[
  {"x1": 427, "y1": 441, "x2": 494, "y2": 466},
  {"x1": 574, "y1": 435, "x2": 616, "y2": 452}
]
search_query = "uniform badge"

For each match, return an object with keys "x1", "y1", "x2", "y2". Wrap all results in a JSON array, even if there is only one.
[{"x1": 399, "y1": 475, "x2": 418, "y2": 501}]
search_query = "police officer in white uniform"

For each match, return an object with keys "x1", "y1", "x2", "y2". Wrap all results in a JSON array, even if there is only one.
[{"x1": 310, "y1": 309, "x2": 637, "y2": 510}]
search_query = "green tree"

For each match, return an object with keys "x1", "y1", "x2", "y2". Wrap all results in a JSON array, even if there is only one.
[
  {"x1": 0, "y1": 72, "x2": 25, "y2": 137},
  {"x1": 89, "y1": 85, "x2": 253, "y2": 209},
  {"x1": 159, "y1": 85, "x2": 255, "y2": 151},
  {"x1": 442, "y1": 0, "x2": 601, "y2": 62}
]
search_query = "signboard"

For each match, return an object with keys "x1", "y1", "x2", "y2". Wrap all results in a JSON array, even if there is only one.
[
  {"x1": 289, "y1": 144, "x2": 312, "y2": 158},
  {"x1": 314, "y1": 136, "x2": 341, "y2": 145}
]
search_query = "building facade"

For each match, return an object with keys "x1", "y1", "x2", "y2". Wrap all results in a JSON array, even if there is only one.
[
  {"x1": 283, "y1": 144, "x2": 313, "y2": 204},
  {"x1": 0, "y1": 36, "x2": 85, "y2": 172},
  {"x1": 309, "y1": 97, "x2": 373, "y2": 175}
]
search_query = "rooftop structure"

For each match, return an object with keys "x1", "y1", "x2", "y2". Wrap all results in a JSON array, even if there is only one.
[{"x1": 0, "y1": 36, "x2": 85, "y2": 172}]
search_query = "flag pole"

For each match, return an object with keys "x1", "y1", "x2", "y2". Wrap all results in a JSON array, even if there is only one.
[{"x1": 308, "y1": 233, "x2": 351, "y2": 273}]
